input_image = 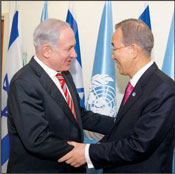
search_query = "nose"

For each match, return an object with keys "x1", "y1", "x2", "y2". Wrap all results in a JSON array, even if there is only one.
[{"x1": 70, "y1": 47, "x2": 77, "y2": 58}]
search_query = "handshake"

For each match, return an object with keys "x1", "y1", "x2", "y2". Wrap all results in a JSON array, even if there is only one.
[{"x1": 58, "y1": 142, "x2": 87, "y2": 167}]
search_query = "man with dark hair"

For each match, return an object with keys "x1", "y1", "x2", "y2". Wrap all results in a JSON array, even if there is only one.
[{"x1": 58, "y1": 18, "x2": 175, "y2": 173}]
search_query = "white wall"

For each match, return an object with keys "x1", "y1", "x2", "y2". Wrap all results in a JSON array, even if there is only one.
[{"x1": 2, "y1": 1, "x2": 174, "y2": 110}]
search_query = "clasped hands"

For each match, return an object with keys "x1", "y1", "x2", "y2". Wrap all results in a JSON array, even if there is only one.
[{"x1": 58, "y1": 141, "x2": 86, "y2": 167}]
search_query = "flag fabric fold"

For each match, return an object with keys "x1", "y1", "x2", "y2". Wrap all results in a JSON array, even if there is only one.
[
  {"x1": 85, "y1": 1, "x2": 117, "y2": 140},
  {"x1": 40, "y1": 1, "x2": 48, "y2": 22},
  {"x1": 139, "y1": 4, "x2": 152, "y2": 30},
  {"x1": 66, "y1": 2, "x2": 85, "y2": 107},
  {"x1": 162, "y1": 12, "x2": 174, "y2": 79},
  {"x1": 1, "y1": 10, "x2": 23, "y2": 172}
]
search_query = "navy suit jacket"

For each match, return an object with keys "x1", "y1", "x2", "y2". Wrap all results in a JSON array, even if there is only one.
[
  {"x1": 7, "y1": 57, "x2": 114, "y2": 173},
  {"x1": 89, "y1": 63, "x2": 175, "y2": 173}
]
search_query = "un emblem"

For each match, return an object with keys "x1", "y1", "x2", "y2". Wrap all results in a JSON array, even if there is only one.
[{"x1": 86, "y1": 74, "x2": 117, "y2": 140}]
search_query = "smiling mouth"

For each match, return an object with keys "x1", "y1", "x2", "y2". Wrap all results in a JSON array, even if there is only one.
[
  {"x1": 115, "y1": 61, "x2": 120, "y2": 68},
  {"x1": 115, "y1": 60, "x2": 119, "y2": 64},
  {"x1": 66, "y1": 60, "x2": 72, "y2": 64}
]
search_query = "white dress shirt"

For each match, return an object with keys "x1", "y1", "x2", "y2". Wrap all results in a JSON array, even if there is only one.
[
  {"x1": 34, "y1": 55, "x2": 71, "y2": 100},
  {"x1": 130, "y1": 60, "x2": 154, "y2": 87},
  {"x1": 85, "y1": 60, "x2": 154, "y2": 168}
]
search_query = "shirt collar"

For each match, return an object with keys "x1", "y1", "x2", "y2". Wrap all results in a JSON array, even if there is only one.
[
  {"x1": 130, "y1": 60, "x2": 154, "y2": 87},
  {"x1": 34, "y1": 55, "x2": 59, "y2": 78}
]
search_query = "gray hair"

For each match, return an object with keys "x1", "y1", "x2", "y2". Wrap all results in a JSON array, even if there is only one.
[
  {"x1": 33, "y1": 18, "x2": 69, "y2": 52},
  {"x1": 115, "y1": 18, "x2": 154, "y2": 57}
]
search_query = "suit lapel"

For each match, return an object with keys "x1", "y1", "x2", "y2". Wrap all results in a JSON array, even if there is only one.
[
  {"x1": 29, "y1": 57, "x2": 80, "y2": 126},
  {"x1": 115, "y1": 83, "x2": 143, "y2": 125},
  {"x1": 114, "y1": 63, "x2": 158, "y2": 125}
]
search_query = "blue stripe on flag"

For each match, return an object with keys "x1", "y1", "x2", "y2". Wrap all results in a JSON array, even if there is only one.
[
  {"x1": 8, "y1": 11, "x2": 19, "y2": 49},
  {"x1": 139, "y1": 5, "x2": 152, "y2": 30},
  {"x1": 1, "y1": 134, "x2": 10, "y2": 165},
  {"x1": 76, "y1": 88, "x2": 84, "y2": 93},
  {"x1": 1, "y1": 106, "x2": 8, "y2": 117},
  {"x1": 66, "y1": 10, "x2": 82, "y2": 65},
  {"x1": 3, "y1": 74, "x2": 9, "y2": 93}
]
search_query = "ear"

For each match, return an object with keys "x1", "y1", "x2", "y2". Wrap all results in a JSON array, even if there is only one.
[
  {"x1": 130, "y1": 44, "x2": 138, "y2": 58},
  {"x1": 41, "y1": 44, "x2": 52, "y2": 58}
]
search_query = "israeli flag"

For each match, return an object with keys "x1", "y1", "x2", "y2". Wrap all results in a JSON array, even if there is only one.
[
  {"x1": 139, "y1": 4, "x2": 152, "y2": 30},
  {"x1": 86, "y1": 1, "x2": 117, "y2": 140},
  {"x1": 66, "y1": 2, "x2": 85, "y2": 107},
  {"x1": 40, "y1": 1, "x2": 48, "y2": 22},
  {"x1": 162, "y1": 12, "x2": 174, "y2": 173},
  {"x1": 1, "y1": 10, "x2": 23, "y2": 173}
]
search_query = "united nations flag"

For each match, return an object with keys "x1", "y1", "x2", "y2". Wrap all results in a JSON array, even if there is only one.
[{"x1": 85, "y1": 1, "x2": 117, "y2": 140}]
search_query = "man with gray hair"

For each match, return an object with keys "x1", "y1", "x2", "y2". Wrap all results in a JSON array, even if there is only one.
[
  {"x1": 7, "y1": 18, "x2": 114, "y2": 173},
  {"x1": 58, "y1": 18, "x2": 175, "y2": 173}
]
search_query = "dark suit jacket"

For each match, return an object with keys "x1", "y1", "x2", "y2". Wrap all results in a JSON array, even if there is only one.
[
  {"x1": 7, "y1": 57, "x2": 114, "y2": 173},
  {"x1": 89, "y1": 63, "x2": 175, "y2": 173}
]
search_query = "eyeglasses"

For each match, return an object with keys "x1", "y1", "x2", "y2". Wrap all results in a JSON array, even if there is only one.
[{"x1": 112, "y1": 45, "x2": 130, "y2": 52}]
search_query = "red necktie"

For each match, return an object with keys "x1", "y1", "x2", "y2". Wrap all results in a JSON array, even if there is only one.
[
  {"x1": 123, "y1": 82, "x2": 133, "y2": 105},
  {"x1": 56, "y1": 73, "x2": 77, "y2": 121}
]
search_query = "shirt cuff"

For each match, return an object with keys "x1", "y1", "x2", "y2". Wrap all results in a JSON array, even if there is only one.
[{"x1": 85, "y1": 144, "x2": 94, "y2": 168}]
